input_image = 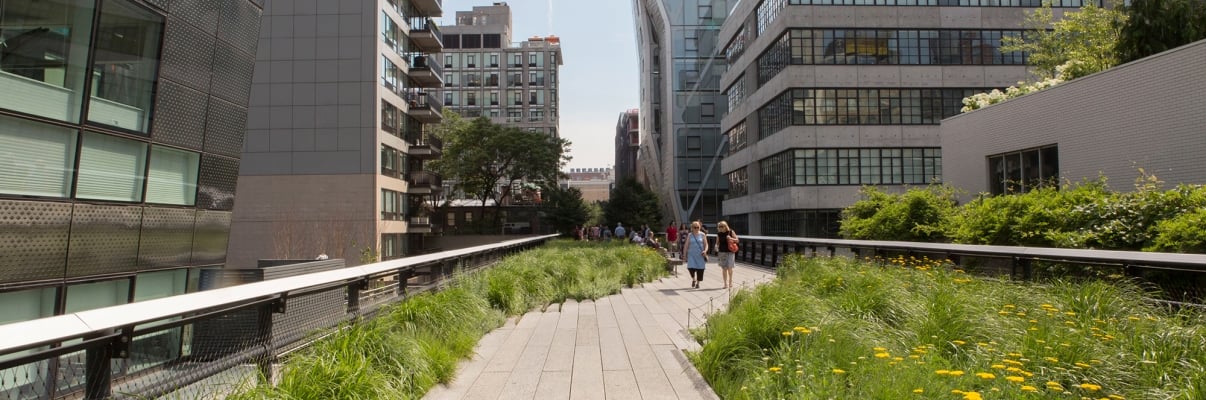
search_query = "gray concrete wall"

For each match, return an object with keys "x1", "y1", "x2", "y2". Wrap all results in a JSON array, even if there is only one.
[{"x1": 941, "y1": 39, "x2": 1206, "y2": 199}]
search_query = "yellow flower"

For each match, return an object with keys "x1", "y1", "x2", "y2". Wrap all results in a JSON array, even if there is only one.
[
  {"x1": 990, "y1": 364, "x2": 1006, "y2": 370},
  {"x1": 963, "y1": 391, "x2": 982, "y2": 400},
  {"x1": 1006, "y1": 367, "x2": 1023, "y2": 373},
  {"x1": 768, "y1": 367, "x2": 782, "y2": 372},
  {"x1": 1078, "y1": 383, "x2": 1102, "y2": 391},
  {"x1": 832, "y1": 368, "x2": 846, "y2": 374},
  {"x1": 874, "y1": 352, "x2": 890, "y2": 359},
  {"x1": 1108, "y1": 394, "x2": 1125, "y2": 400},
  {"x1": 936, "y1": 370, "x2": 951, "y2": 375},
  {"x1": 1075, "y1": 362, "x2": 1092, "y2": 369},
  {"x1": 1021, "y1": 385, "x2": 1038, "y2": 392},
  {"x1": 913, "y1": 388, "x2": 924, "y2": 394},
  {"x1": 873, "y1": 347, "x2": 887, "y2": 352},
  {"x1": 782, "y1": 331, "x2": 793, "y2": 337},
  {"x1": 794, "y1": 326, "x2": 812, "y2": 334},
  {"x1": 952, "y1": 340, "x2": 967, "y2": 345},
  {"x1": 1045, "y1": 357, "x2": 1060, "y2": 363},
  {"x1": 1046, "y1": 381, "x2": 1063, "y2": 387},
  {"x1": 1006, "y1": 376, "x2": 1025, "y2": 383},
  {"x1": 976, "y1": 372, "x2": 996, "y2": 380},
  {"x1": 948, "y1": 370, "x2": 965, "y2": 377}
]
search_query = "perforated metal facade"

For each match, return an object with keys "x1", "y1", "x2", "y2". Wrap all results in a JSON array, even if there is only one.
[{"x1": 0, "y1": 0, "x2": 263, "y2": 321}]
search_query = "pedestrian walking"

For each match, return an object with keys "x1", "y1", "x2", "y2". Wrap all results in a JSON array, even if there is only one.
[
  {"x1": 716, "y1": 221, "x2": 739, "y2": 289},
  {"x1": 684, "y1": 221, "x2": 709, "y2": 288}
]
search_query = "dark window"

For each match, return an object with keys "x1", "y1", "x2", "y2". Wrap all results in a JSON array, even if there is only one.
[
  {"x1": 484, "y1": 34, "x2": 502, "y2": 48},
  {"x1": 761, "y1": 209, "x2": 841, "y2": 238},
  {"x1": 727, "y1": 168, "x2": 748, "y2": 198},
  {"x1": 760, "y1": 147, "x2": 941, "y2": 190},
  {"x1": 443, "y1": 34, "x2": 460, "y2": 49},
  {"x1": 757, "y1": 87, "x2": 985, "y2": 138},
  {"x1": 462, "y1": 34, "x2": 482, "y2": 49},
  {"x1": 987, "y1": 145, "x2": 1058, "y2": 195}
]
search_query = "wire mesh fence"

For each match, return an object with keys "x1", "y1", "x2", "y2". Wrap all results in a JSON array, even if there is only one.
[{"x1": 0, "y1": 235, "x2": 554, "y2": 399}]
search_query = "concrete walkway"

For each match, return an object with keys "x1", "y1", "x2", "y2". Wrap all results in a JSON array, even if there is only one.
[{"x1": 424, "y1": 263, "x2": 774, "y2": 400}]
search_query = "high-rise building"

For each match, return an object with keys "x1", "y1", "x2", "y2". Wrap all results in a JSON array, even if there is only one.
[
  {"x1": 615, "y1": 109, "x2": 640, "y2": 183},
  {"x1": 564, "y1": 168, "x2": 615, "y2": 203},
  {"x1": 0, "y1": 0, "x2": 262, "y2": 323},
  {"x1": 716, "y1": 0, "x2": 1091, "y2": 236},
  {"x1": 439, "y1": 2, "x2": 563, "y2": 138},
  {"x1": 229, "y1": 0, "x2": 445, "y2": 265},
  {"x1": 633, "y1": 0, "x2": 733, "y2": 226}
]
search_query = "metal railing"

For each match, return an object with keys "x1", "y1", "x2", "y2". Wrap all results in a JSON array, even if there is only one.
[
  {"x1": 409, "y1": 54, "x2": 445, "y2": 79},
  {"x1": 409, "y1": 170, "x2": 442, "y2": 189},
  {"x1": 722, "y1": 235, "x2": 1206, "y2": 305},
  {"x1": 404, "y1": 89, "x2": 442, "y2": 114},
  {"x1": 0, "y1": 235, "x2": 556, "y2": 399}
]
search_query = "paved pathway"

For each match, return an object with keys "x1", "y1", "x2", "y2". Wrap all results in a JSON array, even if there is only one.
[{"x1": 424, "y1": 263, "x2": 774, "y2": 400}]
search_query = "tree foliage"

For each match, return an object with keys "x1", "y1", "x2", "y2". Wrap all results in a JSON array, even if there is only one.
[
  {"x1": 1002, "y1": 2, "x2": 1128, "y2": 79},
  {"x1": 430, "y1": 113, "x2": 571, "y2": 223},
  {"x1": 540, "y1": 185, "x2": 590, "y2": 235},
  {"x1": 1116, "y1": 0, "x2": 1206, "y2": 63},
  {"x1": 602, "y1": 178, "x2": 663, "y2": 230},
  {"x1": 839, "y1": 186, "x2": 959, "y2": 242}
]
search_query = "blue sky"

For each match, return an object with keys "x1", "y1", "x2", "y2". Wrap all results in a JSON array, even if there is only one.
[{"x1": 438, "y1": 0, "x2": 640, "y2": 171}]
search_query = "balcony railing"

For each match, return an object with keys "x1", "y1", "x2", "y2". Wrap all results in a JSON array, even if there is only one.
[
  {"x1": 407, "y1": 17, "x2": 443, "y2": 51},
  {"x1": 410, "y1": 54, "x2": 445, "y2": 79},
  {"x1": 404, "y1": 90, "x2": 443, "y2": 115},
  {"x1": 409, "y1": 170, "x2": 442, "y2": 189}
]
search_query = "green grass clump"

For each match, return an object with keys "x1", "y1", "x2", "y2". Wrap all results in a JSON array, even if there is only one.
[
  {"x1": 690, "y1": 255, "x2": 1206, "y2": 399},
  {"x1": 229, "y1": 240, "x2": 665, "y2": 399}
]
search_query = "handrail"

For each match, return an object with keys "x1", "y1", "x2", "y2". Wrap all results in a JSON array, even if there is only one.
[
  {"x1": 0, "y1": 235, "x2": 557, "y2": 356},
  {"x1": 724, "y1": 235, "x2": 1206, "y2": 272}
]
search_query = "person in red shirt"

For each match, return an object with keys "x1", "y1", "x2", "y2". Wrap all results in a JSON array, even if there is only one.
[{"x1": 666, "y1": 223, "x2": 679, "y2": 254}]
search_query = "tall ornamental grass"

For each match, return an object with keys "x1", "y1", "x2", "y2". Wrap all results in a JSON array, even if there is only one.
[
  {"x1": 230, "y1": 240, "x2": 665, "y2": 399},
  {"x1": 691, "y1": 255, "x2": 1206, "y2": 400}
]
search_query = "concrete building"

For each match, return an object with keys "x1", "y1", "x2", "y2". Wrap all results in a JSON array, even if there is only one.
[
  {"x1": 633, "y1": 0, "x2": 733, "y2": 226},
  {"x1": 942, "y1": 39, "x2": 1206, "y2": 198},
  {"x1": 715, "y1": 0, "x2": 1095, "y2": 236},
  {"x1": 0, "y1": 0, "x2": 261, "y2": 325},
  {"x1": 615, "y1": 109, "x2": 640, "y2": 183},
  {"x1": 565, "y1": 168, "x2": 615, "y2": 203},
  {"x1": 229, "y1": 0, "x2": 445, "y2": 266},
  {"x1": 438, "y1": 2, "x2": 563, "y2": 138}
]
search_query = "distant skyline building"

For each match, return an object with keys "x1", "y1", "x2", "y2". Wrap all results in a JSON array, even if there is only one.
[
  {"x1": 633, "y1": 0, "x2": 733, "y2": 226},
  {"x1": 714, "y1": 0, "x2": 1082, "y2": 236},
  {"x1": 615, "y1": 109, "x2": 640, "y2": 183},
  {"x1": 564, "y1": 167, "x2": 614, "y2": 203},
  {"x1": 229, "y1": 0, "x2": 446, "y2": 265},
  {"x1": 438, "y1": 2, "x2": 564, "y2": 138}
]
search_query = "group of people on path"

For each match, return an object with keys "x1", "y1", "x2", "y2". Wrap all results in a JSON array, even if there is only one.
[{"x1": 572, "y1": 220, "x2": 741, "y2": 289}]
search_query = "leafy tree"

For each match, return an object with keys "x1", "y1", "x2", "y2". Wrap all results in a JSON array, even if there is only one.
[
  {"x1": 1116, "y1": 0, "x2": 1206, "y2": 63},
  {"x1": 430, "y1": 115, "x2": 571, "y2": 225},
  {"x1": 540, "y1": 185, "x2": 590, "y2": 235},
  {"x1": 603, "y1": 178, "x2": 663, "y2": 231},
  {"x1": 1002, "y1": 2, "x2": 1128, "y2": 79},
  {"x1": 839, "y1": 186, "x2": 958, "y2": 242}
]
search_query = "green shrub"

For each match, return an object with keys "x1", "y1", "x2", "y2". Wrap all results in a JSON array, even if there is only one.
[
  {"x1": 839, "y1": 186, "x2": 958, "y2": 241},
  {"x1": 1146, "y1": 208, "x2": 1206, "y2": 253}
]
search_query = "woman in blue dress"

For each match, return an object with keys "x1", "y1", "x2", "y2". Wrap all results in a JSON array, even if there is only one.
[{"x1": 684, "y1": 221, "x2": 709, "y2": 288}]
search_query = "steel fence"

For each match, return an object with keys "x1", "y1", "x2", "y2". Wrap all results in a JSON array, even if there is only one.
[{"x1": 0, "y1": 235, "x2": 556, "y2": 399}]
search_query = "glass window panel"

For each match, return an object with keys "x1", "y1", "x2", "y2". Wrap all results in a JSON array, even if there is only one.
[
  {"x1": 87, "y1": 0, "x2": 162, "y2": 133},
  {"x1": 145, "y1": 146, "x2": 199, "y2": 205},
  {"x1": 76, "y1": 132, "x2": 147, "y2": 202},
  {"x1": 0, "y1": 0, "x2": 96, "y2": 122},
  {"x1": 0, "y1": 286, "x2": 57, "y2": 325},
  {"x1": 134, "y1": 269, "x2": 187, "y2": 302},
  {"x1": 0, "y1": 115, "x2": 77, "y2": 197},
  {"x1": 66, "y1": 279, "x2": 131, "y2": 313}
]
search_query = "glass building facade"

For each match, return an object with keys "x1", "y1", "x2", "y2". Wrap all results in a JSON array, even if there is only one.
[
  {"x1": 634, "y1": 0, "x2": 734, "y2": 225},
  {"x1": 0, "y1": 0, "x2": 262, "y2": 373}
]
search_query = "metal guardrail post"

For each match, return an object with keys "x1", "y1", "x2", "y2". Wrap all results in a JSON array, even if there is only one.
[
  {"x1": 1012, "y1": 257, "x2": 1033, "y2": 281},
  {"x1": 256, "y1": 299, "x2": 286, "y2": 384},
  {"x1": 347, "y1": 279, "x2": 369, "y2": 315},
  {"x1": 759, "y1": 242, "x2": 767, "y2": 266},
  {"x1": 398, "y1": 269, "x2": 413, "y2": 295},
  {"x1": 771, "y1": 242, "x2": 779, "y2": 268},
  {"x1": 827, "y1": 245, "x2": 836, "y2": 257},
  {"x1": 84, "y1": 328, "x2": 129, "y2": 400}
]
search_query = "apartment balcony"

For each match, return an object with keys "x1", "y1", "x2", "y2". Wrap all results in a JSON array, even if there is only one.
[
  {"x1": 411, "y1": 0, "x2": 442, "y2": 18},
  {"x1": 407, "y1": 131, "x2": 443, "y2": 160},
  {"x1": 408, "y1": 17, "x2": 442, "y2": 52},
  {"x1": 404, "y1": 90, "x2": 443, "y2": 123},
  {"x1": 408, "y1": 216, "x2": 433, "y2": 234},
  {"x1": 408, "y1": 55, "x2": 444, "y2": 88},
  {"x1": 407, "y1": 170, "x2": 443, "y2": 195}
]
